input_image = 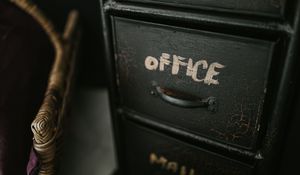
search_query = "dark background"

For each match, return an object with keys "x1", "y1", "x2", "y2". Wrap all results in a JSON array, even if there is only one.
[{"x1": 33, "y1": 0, "x2": 106, "y2": 87}]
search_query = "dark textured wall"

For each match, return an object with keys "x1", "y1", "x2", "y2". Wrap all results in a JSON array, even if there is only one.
[{"x1": 34, "y1": 0, "x2": 106, "y2": 87}]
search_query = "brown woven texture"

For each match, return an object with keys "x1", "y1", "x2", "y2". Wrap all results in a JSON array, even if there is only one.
[{"x1": 10, "y1": 0, "x2": 80, "y2": 174}]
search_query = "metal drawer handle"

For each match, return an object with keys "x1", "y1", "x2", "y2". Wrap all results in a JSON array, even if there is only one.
[{"x1": 151, "y1": 86, "x2": 217, "y2": 112}]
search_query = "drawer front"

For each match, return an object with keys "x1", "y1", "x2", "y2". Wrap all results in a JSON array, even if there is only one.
[
  {"x1": 122, "y1": 119, "x2": 253, "y2": 175},
  {"x1": 120, "y1": 0, "x2": 286, "y2": 17},
  {"x1": 113, "y1": 17, "x2": 274, "y2": 149}
]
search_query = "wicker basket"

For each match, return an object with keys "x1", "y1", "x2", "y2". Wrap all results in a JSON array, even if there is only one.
[{"x1": 10, "y1": 0, "x2": 81, "y2": 174}]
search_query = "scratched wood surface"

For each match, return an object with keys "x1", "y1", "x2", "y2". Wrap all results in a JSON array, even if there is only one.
[
  {"x1": 118, "y1": 0, "x2": 286, "y2": 17},
  {"x1": 113, "y1": 17, "x2": 275, "y2": 150},
  {"x1": 122, "y1": 119, "x2": 253, "y2": 175}
]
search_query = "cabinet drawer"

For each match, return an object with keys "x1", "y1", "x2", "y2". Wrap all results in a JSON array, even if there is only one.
[
  {"x1": 113, "y1": 17, "x2": 275, "y2": 149},
  {"x1": 122, "y1": 119, "x2": 253, "y2": 175},
  {"x1": 120, "y1": 0, "x2": 286, "y2": 17}
]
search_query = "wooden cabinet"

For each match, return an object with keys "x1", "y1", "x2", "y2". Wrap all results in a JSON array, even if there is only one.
[{"x1": 101, "y1": 0, "x2": 300, "y2": 174}]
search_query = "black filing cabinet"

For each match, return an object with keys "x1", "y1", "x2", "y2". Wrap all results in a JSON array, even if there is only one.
[{"x1": 101, "y1": 0, "x2": 300, "y2": 174}]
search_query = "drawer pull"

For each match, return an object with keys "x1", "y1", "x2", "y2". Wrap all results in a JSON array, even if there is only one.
[{"x1": 152, "y1": 86, "x2": 217, "y2": 112}]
